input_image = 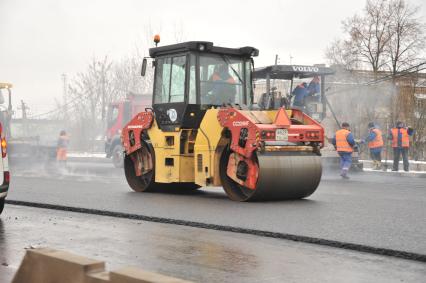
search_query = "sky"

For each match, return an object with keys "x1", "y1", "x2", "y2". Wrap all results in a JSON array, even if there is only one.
[{"x1": 0, "y1": 0, "x2": 425, "y2": 116}]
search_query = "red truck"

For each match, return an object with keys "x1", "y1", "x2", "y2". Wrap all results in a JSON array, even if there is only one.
[{"x1": 105, "y1": 93, "x2": 151, "y2": 167}]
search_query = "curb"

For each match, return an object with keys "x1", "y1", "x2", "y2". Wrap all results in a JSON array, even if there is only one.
[
  {"x1": 361, "y1": 169, "x2": 426, "y2": 178},
  {"x1": 12, "y1": 248, "x2": 191, "y2": 283},
  {"x1": 67, "y1": 156, "x2": 111, "y2": 164}
]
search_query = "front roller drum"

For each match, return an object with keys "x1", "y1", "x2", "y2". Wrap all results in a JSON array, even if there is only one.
[{"x1": 220, "y1": 150, "x2": 322, "y2": 201}]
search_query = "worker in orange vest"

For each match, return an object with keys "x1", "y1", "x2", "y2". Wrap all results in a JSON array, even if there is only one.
[
  {"x1": 388, "y1": 121, "x2": 414, "y2": 172},
  {"x1": 56, "y1": 130, "x2": 69, "y2": 167},
  {"x1": 363, "y1": 122, "x2": 384, "y2": 170},
  {"x1": 331, "y1": 122, "x2": 355, "y2": 179}
]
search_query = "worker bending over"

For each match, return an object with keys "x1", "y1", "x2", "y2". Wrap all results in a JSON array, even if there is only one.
[
  {"x1": 389, "y1": 121, "x2": 414, "y2": 172},
  {"x1": 332, "y1": 122, "x2": 355, "y2": 179},
  {"x1": 307, "y1": 76, "x2": 321, "y2": 101},
  {"x1": 291, "y1": 82, "x2": 308, "y2": 108},
  {"x1": 363, "y1": 122, "x2": 384, "y2": 170}
]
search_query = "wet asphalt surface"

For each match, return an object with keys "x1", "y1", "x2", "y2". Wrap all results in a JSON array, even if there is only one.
[
  {"x1": 1, "y1": 205, "x2": 425, "y2": 283},
  {"x1": 6, "y1": 160, "x2": 426, "y2": 256},
  {"x1": 1, "y1": 159, "x2": 426, "y2": 281}
]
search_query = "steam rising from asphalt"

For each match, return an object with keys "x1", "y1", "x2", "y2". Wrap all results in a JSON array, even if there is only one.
[
  {"x1": 10, "y1": 158, "x2": 123, "y2": 183},
  {"x1": 324, "y1": 67, "x2": 396, "y2": 138}
]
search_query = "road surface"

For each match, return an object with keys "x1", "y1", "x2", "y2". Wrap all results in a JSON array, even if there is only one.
[
  {"x1": 1, "y1": 205, "x2": 425, "y2": 283},
  {"x1": 6, "y1": 161, "x2": 426, "y2": 256}
]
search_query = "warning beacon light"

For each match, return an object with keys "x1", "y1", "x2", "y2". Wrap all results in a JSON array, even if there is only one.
[{"x1": 154, "y1": 34, "x2": 160, "y2": 47}]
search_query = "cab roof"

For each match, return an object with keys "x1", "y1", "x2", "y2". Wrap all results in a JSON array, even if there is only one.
[
  {"x1": 149, "y1": 41, "x2": 259, "y2": 58},
  {"x1": 253, "y1": 65, "x2": 335, "y2": 80}
]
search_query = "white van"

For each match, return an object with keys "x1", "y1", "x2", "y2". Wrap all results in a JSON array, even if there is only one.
[
  {"x1": 0, "y1": 122, "x2": 10, "y2": 215},
  {"x1": 0, "y1": 83, "x2": 11, "y2": 214}
]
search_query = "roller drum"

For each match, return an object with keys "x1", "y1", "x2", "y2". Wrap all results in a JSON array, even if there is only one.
[
  {"x1": 253, "y1": 153, "x2": 322, "y2": 200},
  {"x1": 220, "y1": 150, "x2": 322, "y2": 201}
]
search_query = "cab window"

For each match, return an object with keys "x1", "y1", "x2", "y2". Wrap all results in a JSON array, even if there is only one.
[
  {"x1": 188, "y1": 54, "x2": 196, "y2": 104},
  {"x1": 199, "y1": 54, "x2": 245, "y2": 105},
  {"x1": 154, "y1": 55, "x2": 186, "y2": 103},
  {"x1": 245, "y1": 60, "x2": 253, "y2": 105}
]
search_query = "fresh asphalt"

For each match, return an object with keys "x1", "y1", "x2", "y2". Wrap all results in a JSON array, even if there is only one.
[
  {"x1": 2, "y1": 205, "x2": 425, "y2": 283},
  {"x1": 5, "y1": 158, "x2": 426, "y2": 258}
]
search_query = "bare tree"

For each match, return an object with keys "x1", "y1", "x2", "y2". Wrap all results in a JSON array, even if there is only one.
[
  {"x1": 59, "y1": 23, "x2": 184, "y2": 151},
  {"x1": 111, "y1": 52, "x2": 154, "y2": 99},
  {"x1": 386, "y1": 0, "x2": 426, "y2": 76},
  {"x1": 67, "y1": 56, "x2": 114, "y2": 150},
  {"x1": 342, "y1": 0, "x2": 393, "y2": 73},
  {"x1": 325, "y1": 39, "x2": 360, "y2": 70},
  {"x1": 325, "y1": 0, "x2": 426, "y2": 160},
  {"x1": 326, "y1": 0, "x2": 425, "y2": 74}
]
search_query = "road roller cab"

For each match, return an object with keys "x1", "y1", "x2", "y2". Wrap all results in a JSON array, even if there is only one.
[{"x1": 121, "y1": 40, "x2": 324, "y2": 201}]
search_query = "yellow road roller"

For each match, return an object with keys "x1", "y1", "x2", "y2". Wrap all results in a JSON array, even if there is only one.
[{"x1": 121, "y1": 40, "x2": 324, "y2": 201}]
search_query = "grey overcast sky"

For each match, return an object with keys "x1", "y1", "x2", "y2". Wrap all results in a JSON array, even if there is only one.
[{"x1": 0, "y1": 0, "x2": 425, "y2": 115}]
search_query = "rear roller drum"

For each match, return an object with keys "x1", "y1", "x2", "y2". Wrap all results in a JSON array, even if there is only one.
[
  {"x1": 0, "y1": 197, "x2": 4, "y2": 215},
  {"x1": 220, "y1": 148, "x2": 322, "y2": 201},
  {"x1": 124, "y1": 140, "x2": 161, "y2": 192}
]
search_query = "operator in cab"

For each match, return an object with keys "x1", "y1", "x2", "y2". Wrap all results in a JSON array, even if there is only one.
[{"x1": 207, "y1": 64, "x2": 236, "y2": 104}]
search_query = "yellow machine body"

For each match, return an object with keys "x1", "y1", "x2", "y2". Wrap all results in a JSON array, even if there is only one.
[{"x1": 146, "y1": 109, "x2": 224, "y2": 187}]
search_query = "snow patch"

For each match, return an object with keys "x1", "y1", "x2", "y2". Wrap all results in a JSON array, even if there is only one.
[{"x1": 67, "y1": 152, "x2": 106, "y2": 158}]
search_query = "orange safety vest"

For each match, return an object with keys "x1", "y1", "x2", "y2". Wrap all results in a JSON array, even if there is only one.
[
  {"x1": 368, "y1": 128, "x2": 384, "y2": 148},
  {"x1": 56, "y1": 148, "x2": 67, "y2": 161},
  {"x1": 391, "y1": 128, "x2": 409, "y2": 148},
  {"x1": 335, "y1": 129, "x2": 353, "y2": 152},
  {"x1": 212, "y1": 73, "x2": 235, "y2": 84}
]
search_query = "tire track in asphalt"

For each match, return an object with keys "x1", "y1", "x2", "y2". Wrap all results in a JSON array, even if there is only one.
[{"x1": 6, "y1": 199, "x2": 426, "y2": 263}]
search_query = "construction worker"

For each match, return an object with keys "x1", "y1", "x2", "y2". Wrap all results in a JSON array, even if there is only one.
[
  {"x1": 291, "y1": 82, "x2": 308, "y2": 108},
  {"x1": 208, "y1": 64, "x2": 236, "y2": 103},
  {"x1": 57, "y1": 130, "x2": 69, "y2": 167},
  {"x1": 363, "y1": 122, "x2": 384, "y2": 170},
  {"x1": 389, "y1": 121, "x2": 414, "y2": 172},
  {"x1": 332, "y1": 122, "x2": 355, "y2": 179},
  {"x1": 307, "y1": 76, "x2": 321, "y2": 101}
]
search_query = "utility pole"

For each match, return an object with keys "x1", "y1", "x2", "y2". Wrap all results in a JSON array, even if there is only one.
[
  {"x1": 62, "y1": 73, "x2": 68, "y2": 125},
  {"x1": 101, "y1": 67, "x2": 106, "y2": 121},
  {"x1": 18, "y1": 100, "x2": 30, "y2": 134},
  {"x1": 289, "y1": 54, "x2": 293, "y2": 65},
  {"x1": 20, "y1": 100, "x2": 28, "y2": 120},
  {"x1": 272, "y1": 54, "x2": 279, "y2": 89}
]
